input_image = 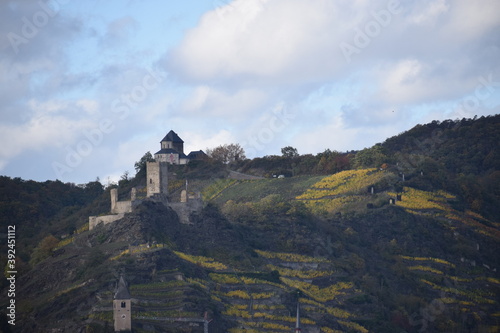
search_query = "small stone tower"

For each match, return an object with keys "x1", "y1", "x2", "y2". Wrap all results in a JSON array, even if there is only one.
[
  {"x1": 146, "y1": 161, "x2": 168, "y2": 198},
  {"x1": 113, "y1": 275, "x2": 132, "y2": 332}
]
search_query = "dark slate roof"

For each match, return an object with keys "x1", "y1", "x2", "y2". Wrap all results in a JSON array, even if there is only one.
[
  {"x1": 160, "y1": 130, "x2": 183, "y2": 143},
  {"x1": 187, "y1": 150, "x2": 207, "y2": 158},
  {"x1": 155, "y1": 148, "x2": 188, "y2": 158},
  {"x1": 114, "y1": 275, "x2": 131, "y2": 300}
]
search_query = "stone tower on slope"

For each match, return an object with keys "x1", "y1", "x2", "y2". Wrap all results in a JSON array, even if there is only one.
[
  {"x1": 113, "y1": 275, "x2": 132, "y2": 332},
  {"x1": 146, "y1": 160, "x2": 168, "y2": 198}
]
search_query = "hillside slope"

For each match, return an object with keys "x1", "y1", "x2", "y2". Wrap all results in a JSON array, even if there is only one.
[
  {"x1": 4, "y1": 170, "x2": 499, "y2": 332},
  {"x1": 1, "y1": 116, "x2": 499, "y2": 332}
]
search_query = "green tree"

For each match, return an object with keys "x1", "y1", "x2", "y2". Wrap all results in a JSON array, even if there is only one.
[
  {"x1": 84, "y1": 178, "x2": 104, "y2": 199},
  {"x1": 118, "y1": 171, "x2": 130, "y2": 187},
  {"x1": 281, "y1": 146, "x2": 299, "y2": 158},
  {"x1": 353, "y1": 145, "x2": 388, "y2": 169},
  {"x1": 206, "y1": 143, "x2": 246, "y2": 164},
  {"x1": 134, "y1": 151, "x2": 154, "y2": 174}
]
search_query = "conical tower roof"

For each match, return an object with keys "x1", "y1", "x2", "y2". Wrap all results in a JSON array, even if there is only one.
[
  {"x1": 160, "y1": 130, "x2": 184, "y2": 143},
  {"x1": 114, "y1": 275, "x2": 131, "y2": 300}
]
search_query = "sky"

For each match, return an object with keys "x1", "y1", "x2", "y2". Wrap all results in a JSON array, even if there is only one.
[{"x1": 1, "y1": 0, "x2": 499, "y2": 184}]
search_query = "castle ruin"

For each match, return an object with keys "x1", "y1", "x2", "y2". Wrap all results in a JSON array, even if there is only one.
[
  {"x1": 88, "y1": 130, "x2": 204, "y2": 230},
  {"x1": 89, "y1": 187, "x2": 142, "y2": 230}
]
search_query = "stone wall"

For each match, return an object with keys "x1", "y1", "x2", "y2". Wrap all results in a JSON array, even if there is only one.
[
  {"x1": 89, "y1": 214, "x2": 125, "y2": 230},
  {"x1": 169, "y1": 198, "x2": 203, "y2": 225},
  {"x1": 114, "y1": 201, "x2": 132, "y2": 214},
  {"x1": 110, "y1": 187, "x2": 139, "y2": 214},
  {"x1": 156, "y1": 153, "x2": 179, "y2": 164},
  {"x1": 89, "y1": 187, "x2": 141, "y2": 230}
]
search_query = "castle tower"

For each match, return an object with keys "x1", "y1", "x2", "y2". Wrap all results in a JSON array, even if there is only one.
[
  {"x1": 110, "y1": 188, "x2": 118, "y2": 213},
  {"x1": 146, "y1": 161, "x2": 168, "y2": 197},
  {"x1": 154, "y1": 130, "x2": 192, "y2": 165},
  {"x1": 160, "y1": 130, "x2": 184, "y2": 155},
  {"x1": 113, "y1": 275, "x2": 131, "y2": 332}
]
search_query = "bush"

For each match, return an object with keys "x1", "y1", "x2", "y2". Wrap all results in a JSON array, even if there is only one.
[{"x1": 30, "y1": 235, "x2": 59, "y2": 266}]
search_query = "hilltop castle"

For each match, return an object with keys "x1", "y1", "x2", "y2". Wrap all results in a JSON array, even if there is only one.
[
  {"x1": 89, "y1": 130, "x2": 204, "y2": 230},
  {"x1": 154, "y1": 130, "x2": 207, "y2": 165}
]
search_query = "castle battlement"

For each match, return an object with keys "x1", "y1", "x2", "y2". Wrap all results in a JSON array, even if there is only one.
[
  {"x1": 88, "y1": 130, "x2": 203, "y2": 230},
  {"x1": 89, "y1": 187, "x2": 142, "y2": 230}
]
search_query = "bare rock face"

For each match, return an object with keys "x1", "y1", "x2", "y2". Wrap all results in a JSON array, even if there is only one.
[{"x1": 95, "y1": 200, "x2": 181, "y2": 245}]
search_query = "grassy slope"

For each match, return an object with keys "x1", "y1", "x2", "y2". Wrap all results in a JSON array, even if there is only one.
[
  {"x1": 209, "y1": 175, "x2": 326, "y2": 204},
  {"x1": 197, "y1": 168, "x2": 500, "y2": 332}
]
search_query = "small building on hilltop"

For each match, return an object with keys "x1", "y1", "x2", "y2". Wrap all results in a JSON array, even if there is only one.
[
  {"x1": 187, "y1": 150, "x2": 209, "y2": 161},
  {"x1": 154, "y1": 130, "x2": 207, "y2": 165}
]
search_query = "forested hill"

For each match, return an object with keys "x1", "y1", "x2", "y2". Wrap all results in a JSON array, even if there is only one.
[
  {"x1": 0, "y1": 115, "x2": 499, "y2": 332},
  {"x1": 342, "y1": 115, "x2": 498, "y2": 220},
  {"x1": 0, "y1": 177, "x2": 106, "y2": 264},
  {"x1": 381, "y1": 115, "x2": 500, "y2": 219},
  {"x1": 382, "y1": 114, "x2": 500, "y2": 175}
]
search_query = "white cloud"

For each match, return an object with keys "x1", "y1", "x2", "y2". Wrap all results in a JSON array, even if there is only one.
[
  {"x1": 114, "y1": 135, "x2": 157, "y2": 172},
  {"x1": 163, "y1": 0, "x2": 500, "y2": 155},
  {"x1": 295, "y1": 114, "x2": 398, "y2": 153},
  {"x1": 76, "y1": 99, "x2": 100, "y2": 116},
  {"x1": 167, "y1": 0, "x2": 499, "y2": 120},
  {"x1": 0, "y1": 101, "x2": 95, "y2": 166},
  {"x1": 168, "y1": 0, "x2": 345, "y2": 84},
  {"x1": 100, "y1": 16, "x2": 138, "y2": 48},
  {"x1": 182, "y1": 85, "x2": 211, "y2": 112},
  {"x1": 408, "y1": 0, "x2": 449, "y2": 25},
  {"x1": 182, "y1": 85, "x2": 268, "y2": 119},
  {"x1": 442, "y1": 0, "x2": 500, "y2": 41},
  {"x1": 184, "y1": 129, "x2": 237, "y2": 152}
]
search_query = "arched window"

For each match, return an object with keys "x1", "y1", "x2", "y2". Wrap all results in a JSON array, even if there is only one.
[
  {"x1": 121, "y1": 301, "x2": 126, "y2": 308},
  {"x1": 150, "y1": 178, "x2": 152, "y2": 184}
]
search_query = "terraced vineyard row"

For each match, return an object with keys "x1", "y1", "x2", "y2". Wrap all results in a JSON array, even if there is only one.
[
  {"x1": 295, "y1": 169, "x2": 390, "y2": 214},
  {"x1": 174, "y1": 248, "x2": 370, "y2": 332},
  {"x1": 89, "y1": 270, "x2": 200, "y2": 330},
  {"x1": 397, "y1": 254, "x2": 499, "y2": 326},
  {"x1": 389, "y1": 187, "x2": 500, "y2": 240}
]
